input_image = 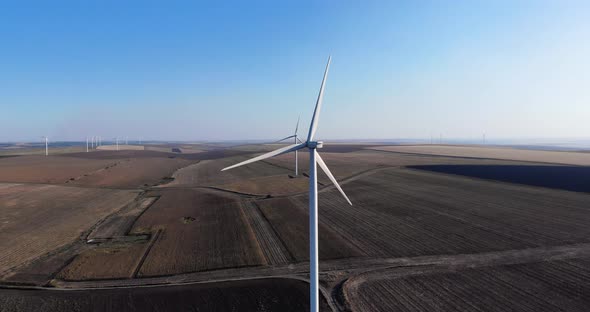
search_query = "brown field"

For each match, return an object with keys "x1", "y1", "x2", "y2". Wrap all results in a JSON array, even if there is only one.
[
  {"x1": 0, "y1": 278, "x2": 330, "y2": 312},
  {"x1": 0, "y1": 146, "x2": 87, "y2": 156},
  {"x1": 316, "y1": 167, "x2": 590, "y2": 257},
  {"x1": 0, "y1": 183, "x2": 137, "y2": 277},
  {"x1": 219, "y1": 175, "x2": 310, "y2": 196},
  {"x1": 346, "y1": 259, "x2": 590, "y2": 312},
  {"x1": 68, "y1": 157, "x2": 193, "y2": 188},
  {"x1": 369, "y1": 144, "x2": 590, "y2": 165},
  {"x1": 256, "y1": 196, "x2": 364, "y2": 261},
  {"x1": 97, "y1": 144, "x2": 145, "y2": 151},
  {"x1": 132, "y1": 188, "x2": 266, "y2": 276},
  {"x1": 65, "y1": 150, "x2": 177, "y2": 159},
  {"x1": 144, "y1": 143, "x2": 206, "y2": 154},
  {"x1": 0, "y1": 155, "x2": 113, "y2": 184},
  {"x1": 58, "y1": 243, "x2": 148, "y2": 280},
  {"x1": 2, "y1": 143, "x2": 590, "y2": 311},
  {"x1": 167, "y1": 156, "x2": 290, "y2": 187}
]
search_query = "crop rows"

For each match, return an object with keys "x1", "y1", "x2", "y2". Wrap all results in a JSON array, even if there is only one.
[
  {"x1": 348, "y1": 259, "x2": 590, "y2": 311},
  {"x1": 133, "y1": 189, "x2": 266, "y2": 276},
  {"x1": 0, "y1": 184, "x2": 136, "y2": 275}
]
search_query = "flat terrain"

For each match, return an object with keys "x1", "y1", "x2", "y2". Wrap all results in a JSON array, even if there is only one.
[
  {"x1": 346, "y1": 258, "x2": 590, "y2": 312},
  {"x1": 0, "y1": 153, "x2": 194, "y2": 188},
  {"x1": 0, "y1": 278, "x2": 330, "y2": 312},
  {"x1": 0, "y1": 183, "x2": 137, "y2": 277},
  {"x1": 67, "y1": 157, "x2": 192, "y2": 188},
  {"x1": 132, "y1": 188, "x2": 266, "y2": 276},
  {"x1": 1, "y1": 143, "x2": 589, "y2": 311},
  {"x1": 168, "y1": 156, "x2": 290, "y2": 187},
  {"x1": 369, "y1": 144, "x2": 590, "y2": 165},
  {"x1": 0, "y1": 156, "x2": 113, "y2": 184},
  {"x1": 410, "y1": 164, "x2": 590, "y2": 193},
  {"x1": 97, "y1": 144, "x2": 145, "y2": 151}
]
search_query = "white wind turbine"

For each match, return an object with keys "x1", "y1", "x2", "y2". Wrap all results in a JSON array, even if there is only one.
[
  {"x1": 275, "y1": 116, "x2": 302, "y2": 176},
  {"x1": 222, "y1": 56, "x2": 351, "y2": 312},
  {"x1": 41, "y1": 136, "x2": 48, "y2": 156}
]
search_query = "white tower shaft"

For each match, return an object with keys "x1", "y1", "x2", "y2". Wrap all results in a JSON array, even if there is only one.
[
  {"x1": 295, "y1": 135, "x2": 299, "y2": 176},
  {"x1": 308, "y1": 148, "x2": 319, "y2": 312}
]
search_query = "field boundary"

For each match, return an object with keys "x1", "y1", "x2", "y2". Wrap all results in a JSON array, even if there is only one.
[
  {"x1": 241, "y1": 200, "x2": 294, "y2": 265},
  {"x1": 132, "y1": 229, "x2": 162, "y2": 278}
]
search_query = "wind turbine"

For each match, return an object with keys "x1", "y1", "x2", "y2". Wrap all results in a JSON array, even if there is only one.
[
  {"x1": 86, "y1": 137, "x2": 89, "y2": 152},
  {"x1": 276, "y1": 116, "x2": 302, "y2": 176},
  {"x1": 222, "y1": 56, "x2": 351, "y2": 312},
  {"x1": 41, "y1": 136, "x2": 48, "y2": 156}
]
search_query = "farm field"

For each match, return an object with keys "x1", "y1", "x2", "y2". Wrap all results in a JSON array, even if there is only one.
[
  {"x1": 133, "y1": 188, "x2": 266, "y2": 276},
  {"x1": 58, "y1": 243, "x2": 148, "y2": 280},
  {"x1": 0, "y1": 183, "x2": 138, "y2": 277},
  {"x1": 144, "y1": 143, "x2": 206, "y2": 154},
  {"x1": 252, "y1": 166, "x2": 590, "y2": 261},
  {"x1": 0, "y1": 278, "x2": 329, "y2": 312},
  {"x1": 410, "y1": 164, "x2": 590, "y2": 193},
  {"x1": 167, "y1": 156, "x2": 291, "y2": 187},
  {"x1": 67, "y1": 156, "x2": 193, "y2": 188},
  {"x1": 346, "y1": 258, "x2": 590, "y2": 312},
  {"x1": 97, "y1": 144, "x2": 145, "y2": 151},
  {"x1": 368, "y1": 144, "x2": 590, "y2": 166},
  {"x1": 0, "y1": 155, "x2": 113, "y2": 184},
  {"x1": 1, "y1": 143, "x2": 590, "y2": 311}
]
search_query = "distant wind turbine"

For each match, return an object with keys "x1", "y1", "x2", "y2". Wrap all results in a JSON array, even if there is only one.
[
  {"x1": 275, "y1": 116, "x2": 302, "y2": 176},
  {"x1": 86, "y1": 137, "x2": 89, "y2": 152},
  {"x1": 222, "y1": 56, "x2": 351, "y2": 312},
  {"x1": 41, "y1": 136, "x2": 48, "y2": 156}
]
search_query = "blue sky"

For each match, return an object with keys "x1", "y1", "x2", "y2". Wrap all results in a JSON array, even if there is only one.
[{"x1": 1, "y1": 1, "x2": 589, "y2": 142}]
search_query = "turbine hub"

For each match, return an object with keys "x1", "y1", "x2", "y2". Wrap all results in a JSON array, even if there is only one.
[{"x1": 308, "y1": 141, "x2": 324, "y2": 149}]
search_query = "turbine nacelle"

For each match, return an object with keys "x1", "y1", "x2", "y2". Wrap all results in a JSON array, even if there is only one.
[{"x1": 307, "y1": 141, "x2": 323, "y2": 149}]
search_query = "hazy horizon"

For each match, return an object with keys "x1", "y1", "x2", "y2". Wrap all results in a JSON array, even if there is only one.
[{"x1": 1, "y1": 1, "x2": 589, "y2": 142}]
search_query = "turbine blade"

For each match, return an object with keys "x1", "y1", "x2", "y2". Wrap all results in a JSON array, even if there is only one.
[
  {"x1": 294, "y1": 115, "x2": 300, "y2": 135},
  {"x1": 297, "y1": 137, "x2": 304, "y2": 143},
  {"x1": 274, "y1": 135, "x2": 296, "y2": 143},
  {"x1": 306, "y1": 56, "x2": 331, "y2": 142},
  {"x1": 315, "y1": 152, "x2": 352, "y2": 205},
  {"x1": 222, "y1": 142, "x2": 306, "y2": 171}
]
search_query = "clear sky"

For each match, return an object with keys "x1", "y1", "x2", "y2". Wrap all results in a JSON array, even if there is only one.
[{"x1": 1, "y1": 0, "x2": 589, "y2": 142}]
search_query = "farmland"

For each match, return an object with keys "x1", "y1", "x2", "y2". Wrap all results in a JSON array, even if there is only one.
[
  {"x1": 345, "y1": 258, "x2": 590, "y2": 312},
  {"x1": 0, "y1": 278, "x2": 329, "y2": 312},
  {"x1": 0, "y1": 143, "x2": 589, "y2": 311},
  {"x1": 368, "y1": 144, "x2": 590, "y2": 166},
  {"x1": 132, "y1": 188, "x2": 266, "y2": 276},
  {"x1": 0, "y1": 183, "x2": 137, "y2": 277}
]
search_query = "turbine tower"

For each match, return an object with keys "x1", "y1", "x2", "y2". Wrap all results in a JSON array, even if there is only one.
[
  {"x1": 276, "y1": 116, "x2": 301, "y2": 176},
  {"x1": 42, "y1": 136, "x2": 48, "y2": 156},
  {"x1": 86, "y1": 137, "x2": 89, "y2": 152},
  {"x1": 222, "y1": 56, "x2": 351, "y2": 312}
]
